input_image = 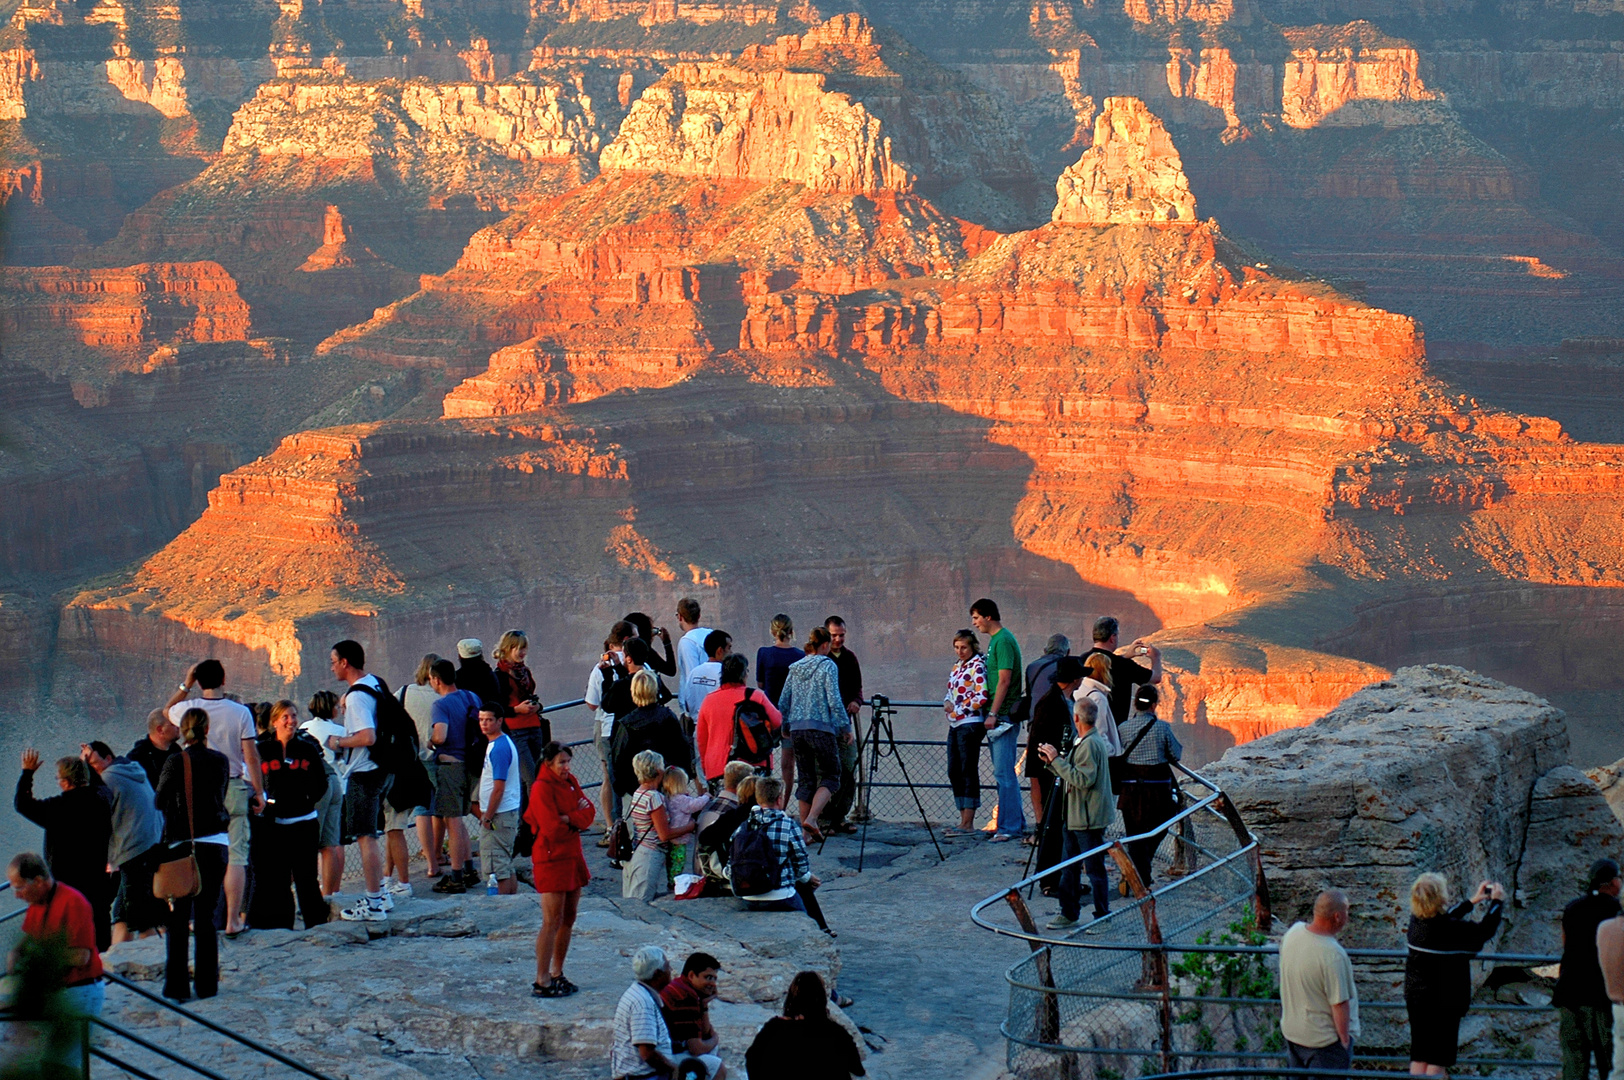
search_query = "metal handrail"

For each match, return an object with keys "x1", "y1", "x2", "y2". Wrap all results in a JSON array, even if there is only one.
[
  {"x1": 92, "y1": 1014, "x2": 234, "y2": 1080},
  {"x1": 92, "y1": 1046, "x2": 169, "y2": 1080}
]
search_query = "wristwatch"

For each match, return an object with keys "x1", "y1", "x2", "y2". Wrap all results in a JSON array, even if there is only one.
[{"x1": 178, "y1": 682, "x2": 189, "y2": 693}]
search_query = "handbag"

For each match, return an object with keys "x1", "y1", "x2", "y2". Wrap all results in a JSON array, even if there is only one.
[{"x1": 153, "y1": 751, "x2": 202, "y2": 902}]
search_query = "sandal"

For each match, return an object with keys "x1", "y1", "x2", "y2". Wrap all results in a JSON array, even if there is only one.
[
  {"x1": 553, "y1": 975, "x2": 580, "y2": 996},
  {"x1": 532, "y1": 979, "x2": 566, "y2": 998},
  {"x1": 802, "y1": 822, "x2": 825, "y2": 843}
]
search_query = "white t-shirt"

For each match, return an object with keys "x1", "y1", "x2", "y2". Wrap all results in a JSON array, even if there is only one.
[
  {"x1": 676, "y1": 628, "x2": 711, "y2": 693},
  {"x1": 611, "y1": 981, "x2": 671, "y2": 1079},
  {"x1": 586, "y1": 653, "x2": 622, "y2": 739},
  {"x1": 401, "y1": 683, "x2": 437, "y2": 756},
  {"x1": 342, "y1": 674, "x2": 382, "y2": 774},
  {"x1": 168, "y1": 697, "x2": 255, "y2": 779},
  {"x1": 479, "y1": 733, "x2": 522, "y2": 814},
  {"x1": 680, "y1": 659, "x2": 722, "y2": 719}
]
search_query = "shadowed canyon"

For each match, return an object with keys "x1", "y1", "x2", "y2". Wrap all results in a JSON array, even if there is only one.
[{"x1": 4, "y1": 0, "x2": 1624, "y2": 838}]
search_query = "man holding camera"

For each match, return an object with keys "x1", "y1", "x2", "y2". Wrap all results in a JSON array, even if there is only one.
[{"x1": 1084, "y1": 616, "x2": 1162, "y2": 726}]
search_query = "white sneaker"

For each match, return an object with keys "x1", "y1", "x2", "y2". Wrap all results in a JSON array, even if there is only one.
[
  {"x1": 384, "y1": 879, "x2": 412, "y2": 898},
  {"x1": 338, "y1": 900, "x2": 388, "y2": 923},
  {"x1": 373, "y1": 891, "x2": 395, "y2": 911}
]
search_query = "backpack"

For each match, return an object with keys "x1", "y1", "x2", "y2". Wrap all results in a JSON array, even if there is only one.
[
  {"x1": 1010, "y1": 654, "x2": 1059, "y2": 726},
  {"x1": 346, "y1": 678, "x2": 431, "y2": 810},
  {"x1": 729, "y1": 689, "x2": 779, "y2": 766},
  {"x1": 729, "y1": 812, "x2": 781, "y2": 897}
]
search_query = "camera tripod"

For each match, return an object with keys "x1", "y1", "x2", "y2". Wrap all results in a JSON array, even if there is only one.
[{"x1": 856, "y1": 695, "x2": 946, "y2": 871}]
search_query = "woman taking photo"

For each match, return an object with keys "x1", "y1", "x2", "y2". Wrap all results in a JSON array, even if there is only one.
[
  {"x1": 527, "y1": 741, "x2": 595, "y2": 998},
  {"x1": 621, "y1": 750, "x2": 693, "y2": 901},
  {"x1": 943, "y1": 628, "x2": 988, "y2": 837},
  {"x1": 1115, "y1": 684, "x2": 1182, "y2": 890},
  {"x1": 251, "y1": 700, "x2": 330, "y2": 930},
  {"x1": 1405, "y1": 873, "x2": 1505, "y2": 1078},
  {"x1": 154, "y1": 707, "x2": 231, "y2": 1002},
  {"x1": 1076, "y1": 653, "x2": 1121, "y2": 757}
]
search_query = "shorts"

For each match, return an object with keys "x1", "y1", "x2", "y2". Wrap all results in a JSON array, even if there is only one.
[
  {"x1": 314, "y1": 772, "x2": 343, "y2": 849},
  {"x1": 434, "y1": 760, "x2": 471, "y2": 818},
  {"x1": 675, "y1": 1053, "x2": 723, "y2": 1080},
  {"x1": 342, "y1": 768, "x2": 390, "y2": 844},
  {"x1": 112, "y1": 845, "x2": 165, "y2": 932},
  {"x1": 383, "y1": 803, "x2": 418, "y2": 831},
  {"x1": 791, "y1": 729, "x2": 841, "y2": 805},
  {"x1": 479, "y1": 809, "x2": 520, "y2": 881},
  {"x1": 225, "y1": 778, "x2": 252, "y2": 867}
]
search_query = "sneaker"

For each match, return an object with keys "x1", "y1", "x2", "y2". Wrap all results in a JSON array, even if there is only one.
[
  {"x1": 432, "y1": 874, "x2": 465, "y2": 894},
  {"x1": 1046, "y1": 914, "x2": 1078, "y2": 930},
  {"x1": 338, "y1": 900, "x2": 388, "y2": 923},
  {"x1": 384, "y1": 879, "x2": 413, "y2": 898},
  {"x1": 987, "y1": 832, "x2": 1014, "y2": 844}
]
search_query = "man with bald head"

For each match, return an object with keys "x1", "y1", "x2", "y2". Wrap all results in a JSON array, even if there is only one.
[{"x1": 1279, "y1": 889, "x2": 1360, "y2": 1072}]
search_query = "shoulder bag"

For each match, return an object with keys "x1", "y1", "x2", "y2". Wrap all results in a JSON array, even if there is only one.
[
  {"x1": 1108, "y1": 717, "x2": 1155, "y2": 791},
  {"x1": 153, "y1": 751, "x2": 202, "y2": 901}
]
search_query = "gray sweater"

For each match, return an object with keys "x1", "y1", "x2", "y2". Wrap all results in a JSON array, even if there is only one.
[{"x1": 97, "y1": 758, "x2": 165, "y2": 867}]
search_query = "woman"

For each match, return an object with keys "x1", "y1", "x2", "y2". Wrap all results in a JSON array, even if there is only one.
[
  {"x1": 399, "y1": 654, "x2": 443, "y2": 881},
  {"x1": 623, "y1": 611, "x2": 677, "y2": 677},
  {"x1": 745, "y1": 970, "x2": 866, "y2": 1079},
  {"x1": 757, "y1": 614, "x2": 804, "y2": 708},
  {"x1": 943, "y1": 628, "x2": 988, "y2": 837},
  {"x1": 609, "y1": 670, "x2": 692, "y2": 811},
  {"x1": 493, "y1": 630, "x2": 547, "y2": 792},
  {"x1": 1115, "y1": 684, "x2": 1182, "y2": 891},
  {"x1": 302, "y1": 690, "x2": 347, "y2": 899},
  {"x1": 154, "y1": 707, "x2": 231, "y2": 1002},
  {"x1": 527, "y1": 742, "x2": 595, "y2": 998},
  {"x1": 1405, "y1": 873, "x2": 1505, "y2": 1077},
  {"x1": 777, "y1": 627, "x2": 848, "y2": 842},
  {"x1": 1076, "y1": 652, "x2": 1122, "y2": 757},
  {"x1": 621, "y1": 750, "x2": 693, "y2": 901},
  {"x1": 251, "y1": 701, "x2": 330, "y2": 930}
]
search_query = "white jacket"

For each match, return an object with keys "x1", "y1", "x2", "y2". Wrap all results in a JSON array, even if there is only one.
[{"x1": 1074, "y1": 678, "x2": 1122, "y2": 756}]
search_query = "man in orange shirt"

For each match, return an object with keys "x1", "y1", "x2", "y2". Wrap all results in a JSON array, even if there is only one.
[
  {"x1": 7, "y1": 851, "x2": 104, "y2": 1019},
  {"x1": 695, "y1": 655, "x2": 782, "y2": 786}
]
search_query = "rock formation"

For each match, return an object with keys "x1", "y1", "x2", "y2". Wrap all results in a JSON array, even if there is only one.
[{"x1": 1052, "y1": 96, "x2": 1199, "y2": 225}]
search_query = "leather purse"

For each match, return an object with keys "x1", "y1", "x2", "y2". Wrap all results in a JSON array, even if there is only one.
[{"x1": 153, "y1": 750, "x2": 202, "y2": 902}]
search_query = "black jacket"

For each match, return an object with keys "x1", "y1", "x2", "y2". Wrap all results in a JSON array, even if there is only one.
[
  {"x1": 609, "y1": 705, "x2": 691, "y2": 796},
  {"x1": 1554, "y1": 891, "x2": 1623, "y2": 1008},
  {"x1": 1025, "y1": 683, "x2": 1074, "y2": 780},
  {"x1": 154, "y1": 745, "x2": 232, "y2": 843},
  {"x1": 128, "y1": 737, "x2": 180, "y2": 789},
  {"x1": 456, "y1": 657, "x2": 499, "y2": 709},
  {"x1": 256, "y1": 732, "x2": 330, "y2": 821},
  {"x1": 601, "y1": 665, "x2": 675, "y2": 720},
  {"x1": 830, "y1": 648, "x2": 863, "y2": 709},
  {"x1": 745, "y1": 1016, "x2": 866, "y2": 1080},
  {"x1": 14, "y1": 771, "x2": 112, "y2": 892},
  {"x1": 1404, "y1": 899, "x2": 1504, "y2": 1013}
]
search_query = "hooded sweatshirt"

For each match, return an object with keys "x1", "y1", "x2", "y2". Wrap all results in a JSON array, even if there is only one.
[
  {"x1": 93, "y1": 759, "x2": 165, "y2": 867},
  {"x1": 1074, "y1": 677, "x2": 1122, "y2": 757}
]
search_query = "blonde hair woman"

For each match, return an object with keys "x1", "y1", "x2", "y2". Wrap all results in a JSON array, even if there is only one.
[
  {"x1": 492, "y1": 629, "x2": 546, "y2": 795},
  {"x1": 1077, "y1": 652, "x2": 1121, "y2": 757},
  {"x1": 1404, "y1": 871, "x2": 1505, "y2": 1078},
  {"x1": 608, "y1": 669, "x2": 692, "y2": 817},
  {"x1": 620, "y1": 750, "x2": 693, "y2": 901}
]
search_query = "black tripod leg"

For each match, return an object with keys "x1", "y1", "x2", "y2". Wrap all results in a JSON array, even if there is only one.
[
  {"x1": 889, "y1": 731, "x2": 945, "y2": 863},
  {"x1": 1024, "y1": 776, "x2": 1067, "y2": 899}
]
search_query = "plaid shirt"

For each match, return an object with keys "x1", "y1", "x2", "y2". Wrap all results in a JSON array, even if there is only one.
[{"x1": 748, "y1": 806, "x2": 812, "y2": 889}]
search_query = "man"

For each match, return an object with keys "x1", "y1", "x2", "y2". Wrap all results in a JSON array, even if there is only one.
[
  {"x1": 326, "y1": 639, "x2": 392, "y2": 922},
  {"x1": 1595, "y1": 891, "x2": 1624, "y2": 1080},
  {"x1": 586, "y1": 621, "x2": 636, "y2": 833},
  {"x1": 1024, "y1": 634, "x2": 1069, "y2": 828},
  {"x1": 1084, "y1": 616, "x2": 1162, "y2": 727},
  {"x1": 695, "y1": 655, "x2": 782, "y2": 784},
  {"x1": 81, "y1": 741, "x2": 165, "y2": 945},
  {"x1": 455, "y1": 638, "x2": 499, "y2": 707},
  {"x1": 612, "y1": 945, "x2": 679, "y2": 1080},
  {"x1": 661, "y1": 951, "x2": 729, "y2": 1080},
  {"x1": 822, "y1": 616, "x2": 864, "y2": 834},
  {"x1": 674, "y1": 598, "x2": 713, "y2": 693},
  {"x1": 15, "y1": 750, "x2": 113, "y2": 950},
  {"x1": 1037, "y1": 697, "x2": 1113, "y2": 929},
  {"x1": 1279, "y1": 889, "x2": 1360, "y2": 1072},
  {"x1": 680, "y1": 630, "x2": 731, "y2": 723},
  {"x1": 970, "y1": 598, "x2": 1024, "y2": 842},
  {"x1": 165, "y1": 658, "x2": 264, "y2": 936},
  {"x1": 428, "y1": 658, "x2": 480, "y2": 894},
  {"x1": 473, "y1": 704, "x2": 521, "y2": 895},
  {"x1": 7, "y1": 852, "x2": 104, "y2": 1020},
  {"x1": 1029, "y1": 657, "x2": 1085, "y2": 893},
  {"x1": 1555, "y1": 858, "x2": 1622, "y2": 1079},
  {"x1": 128, "y1": 710, "x2": 180, "y2": 789}
]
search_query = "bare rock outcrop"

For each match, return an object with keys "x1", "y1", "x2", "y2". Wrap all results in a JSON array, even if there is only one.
[
  {"x1": 1204, "y1": 665, "x2": 1623, "y2": 955},
  {"x1": 1051, "y1": 97, "x2": 1198, "y2": 225}
]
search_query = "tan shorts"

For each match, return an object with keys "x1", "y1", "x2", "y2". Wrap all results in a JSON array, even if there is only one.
[
  {"x1": 383, "y1": 803, "x2": 418, "y2": 832},
  {"x1": 225, "y1": 778, "x2": 252, "y2": 867},
  {"x1": 479, "y1": 810, "x2": 520, "y2": 882}
]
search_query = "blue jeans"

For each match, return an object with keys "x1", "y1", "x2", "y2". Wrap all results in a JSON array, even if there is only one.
[
  {"x1": 947, "y1": 723, "x2": 984, "y2": 810},
  {"x1": 988, "y1": 723, "x2": 1025, "y2": 835},
  {"x1": 1060, "y1": 828, "x2": 1109, "y2": 921}
]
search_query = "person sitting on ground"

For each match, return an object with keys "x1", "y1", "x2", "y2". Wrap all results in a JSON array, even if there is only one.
[
  {"x1": 696, "y1": 761, "x2": 756, "y2": 883},
  {"x1": 777, "y1": 627, "x2": 850, "y2": 843},
  {"x1": 622, "y1": 750, "x2": 690, "y2": 902},
  {"x1": 80, "y1": 740, "x2": 164, "y2": 945},
  {"x1": 1279, "y1": 889, "x2": 1360, "y2": 1073},
  {"x1": 696, "y1": 654, "x2": 783, "y2": 786},
  {"x1": 1405, "y1": 872, "x2": 1505, "y2": 1079},
  {"x1": 15, "y1": 750, "x2": 113, "y2": 951},
  {"x1": 1555, "y1": 859, "x2": 1623, "y2": 1080},
  {"x1": 681, "y1": 630, "x2": 732, "y2": 724},
  {"x1": 662, "y1": 951, "x2": 729, "y2": 1080},
  {"x1": 301, "y1": 689, "x2": 347, "y2": 902},
  {"x1": 251, "y1": 701, "x2": 331, "y2": 930},
  {"x1": 473, "y1": 704, "x2": 522, "y2": 895},
  {"x1": 528, "y1": 740, "x2": 594, "y2": 999},
  {"x1": 613, "y1": 945, "x2": 680, "y2": 1080},
  {"x1": 745, "y1": 970, "x2": 865, "y2": 1080},
  {"x1": 427, "y1": 659, "x2": 480, "y2": 894},
  {"x1": 734, "y1": 777, "x2": 831, "y2": 935},
  {"x1": 129, "y1": 710, "x2": 181, "y2": 789},
  {"x1": 7, "y1": 852, "x2": 105, "y2": 1020},
  {"x1": 611, "y1": 669, "x2": 692, "y2": 813},
  {"x1": 1037, "y1": 697, "x2": 1114, "y2": 930},
  {"x1": 662, "y1": 766, "x2": 710, "y2": 881}
]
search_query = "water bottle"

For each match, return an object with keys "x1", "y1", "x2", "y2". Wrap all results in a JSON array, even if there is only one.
[{"x1": 486, "y1": 874, "x2": 498, "y2": 896}]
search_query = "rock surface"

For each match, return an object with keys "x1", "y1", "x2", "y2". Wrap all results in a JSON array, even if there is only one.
[{"x1": 1052, "y1": 97, "x2": 1198, "y2": 225}]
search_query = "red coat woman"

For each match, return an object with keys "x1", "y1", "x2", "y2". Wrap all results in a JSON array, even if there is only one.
[{"x1": 525, "y1": 742, "x2": 595, "y2": 997}]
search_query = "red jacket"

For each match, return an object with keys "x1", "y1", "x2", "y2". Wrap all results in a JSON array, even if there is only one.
[
  {"x1": 524, "y1": 767, "x2": 595, "y2": 893},
  {"x1": 695, "y1": 684, "x2": 783, "y2": 780}
]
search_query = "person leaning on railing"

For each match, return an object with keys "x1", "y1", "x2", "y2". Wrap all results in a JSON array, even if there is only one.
[{"x1": 1404, "y1": 871, "x2": 1505, "y2": 1078}]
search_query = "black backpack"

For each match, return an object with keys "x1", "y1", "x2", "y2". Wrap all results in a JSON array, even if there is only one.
[
  {"x1": 346, "y1": 679, "x2": 430, "y2": 809},
  {"x1": 729, "y1": 812, "x2": 781, "y2": 897},
  {"x1": 729, "y1": 689, "x2": 779, "y2": 766}
]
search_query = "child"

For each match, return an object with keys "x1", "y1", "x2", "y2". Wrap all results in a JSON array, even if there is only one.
[{"x1": 662, "y1": 767, "x2": 710, "y2": 879}]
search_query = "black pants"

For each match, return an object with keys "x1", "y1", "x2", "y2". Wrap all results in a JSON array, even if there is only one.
[
  {"x1": 251, "y1": 819, "x2": 328, "y2": 930},
  {"x1": 947, "y1": 723, "x2": 984, "y2": 809},
  {"x1": 1120, "y1": 781, "x2": 1177, "y2": 889},
  {"x1": 166, "y1": 843, "x2": 228, "y2": 1000},
  {"x1": 1034, "y1": 773, "x2": 1066, "y2": 891},
  {"x1": 795, "y1": 881, "x2": 830, "y2": 932},
  {"x1": 61, "y1": 870, "x2": 111, "y2": 952}
]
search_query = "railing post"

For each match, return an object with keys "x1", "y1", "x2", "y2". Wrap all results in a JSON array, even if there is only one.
[
  {"x1": 1107, "y1": 841, "x2": 1174, "y2": 1074},
  {"x1": 1004, "y1": 890, "x2": 1063, "y2": 1050},
  {"x1": 1214, "y1": 793, "x2": 1272, "y2": 932}
]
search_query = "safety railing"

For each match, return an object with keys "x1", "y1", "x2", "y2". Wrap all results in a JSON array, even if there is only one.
[{"x1": 968, "y1": 763, "x2": 1560, "y2": 1078}]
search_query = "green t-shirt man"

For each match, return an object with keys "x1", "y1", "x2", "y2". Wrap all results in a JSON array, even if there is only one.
[{"x1": 985, "y1": 627, "x2": 1023, "y2": 719}]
